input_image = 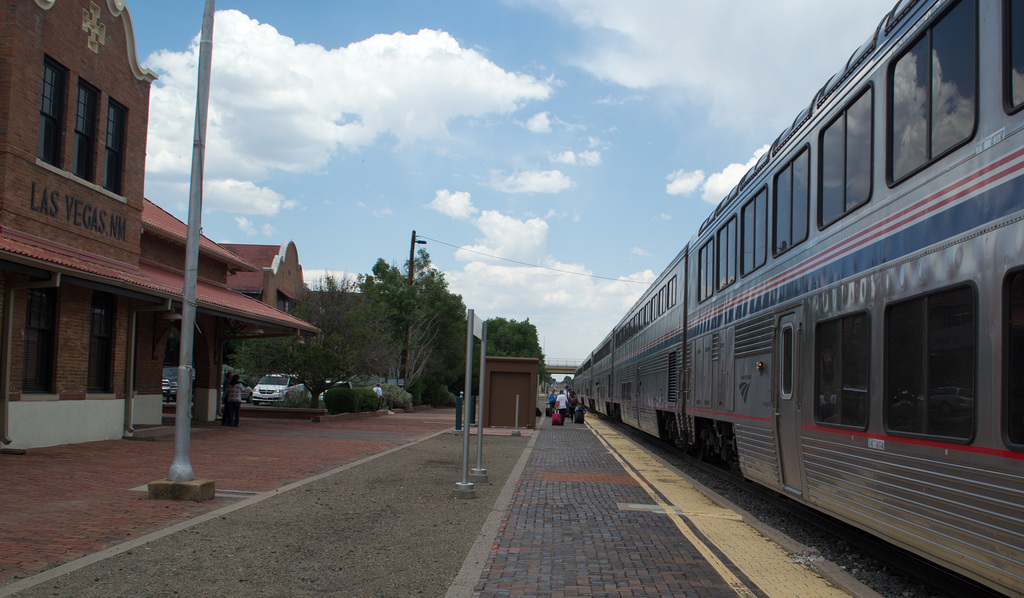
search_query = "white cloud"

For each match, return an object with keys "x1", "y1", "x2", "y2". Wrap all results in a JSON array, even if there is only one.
[
  {"x1": 665, "y1": 145, "x2": 769, "y2": 205},
  {"x1": 553, "y1": 150, "x2": 602, "y2": 166},
  {"x1": 236, "y1": 216, "x2": 257, "y2": 236},
  {"x1": 665, "y1": 169, "x2": 705, "y2": 196},
  {"x1": 144, "y1": 10, "x2": 552, "y2": 214},
  {"x1": 491, "y1": 169, "x2": 575, "y2": 193},
  {"x1": 456, "y1": 210, "x2": 549, "y2": 263},
  {"x1": 701, "y1": 145, "x2": 769, "y2": 204},
  {"x1": 631, "y1": 247, "x2": 650, "y2": 257},
  {"x1": 444, "y1": 208, "x2": 656, "y2": 359},
  {"x1": 526, "y1": 112, "x2": 552, "y2": 132},
  {"x1": 356, "y1": 201, "x2": 393, "y2": 217},
  {"x1": 529, "y1": 0, "x2": 894, "y2": 130},
  {"x1": 206, "y1": 179, "x2": 295, "y2": 216},
  {"x1": 428, "y1": 189, "x2": 478, "y2": 220}
]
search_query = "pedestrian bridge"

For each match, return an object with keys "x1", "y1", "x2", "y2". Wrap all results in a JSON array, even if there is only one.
[{"x1": 546, "y1": 358, "x2": 581, "y2": 375}]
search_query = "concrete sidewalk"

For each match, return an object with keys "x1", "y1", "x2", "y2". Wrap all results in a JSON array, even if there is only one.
[{"x1": 0, "y1": 408, "x2": 459, "y2": 583}]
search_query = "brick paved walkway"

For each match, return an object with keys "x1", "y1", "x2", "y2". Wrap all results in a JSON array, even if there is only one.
[
  {"x1": 475, "y1": 422, "x2": 743, "y2": 598},
  {"x1": 471, "y1": 417, "x2": 854, "y2": 598},
  {"x1": 0, "y1": 409, "x2": 455, "y2": 582}
]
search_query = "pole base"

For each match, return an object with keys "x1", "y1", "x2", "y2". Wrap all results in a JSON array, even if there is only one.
[
  {"x1": 511, "y1": 430, "x2": 522, "y2": 437},
  {"x1": 469, "y1": 468, "x2": 488, "y2": 484},
  {"x1": 453, "y1": 481, "x2": 476, "y2": 499},
  {"x1": 148, "y1": 478, "x2": 215, "y2": 502}
]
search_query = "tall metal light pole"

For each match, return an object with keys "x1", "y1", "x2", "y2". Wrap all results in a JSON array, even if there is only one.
[
  {"x1": 167, "y1": 0, "x2": 215, "y2": 483},
  {"x1": 400, "y1": 230, "x2": 427, "y2": 387}
]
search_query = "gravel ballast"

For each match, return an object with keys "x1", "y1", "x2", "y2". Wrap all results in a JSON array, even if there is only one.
[{"x1": 5, "y1": 431, "x2": 531, "y2": 598}]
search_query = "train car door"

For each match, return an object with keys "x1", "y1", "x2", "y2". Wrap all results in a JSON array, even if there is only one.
[{"x1": 774, "y1": 312, "x2": 805, "y2": 496}]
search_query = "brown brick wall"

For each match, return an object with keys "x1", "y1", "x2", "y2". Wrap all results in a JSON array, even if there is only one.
[{"x1": 0, "y1": 0, "x2": 151, "y2": 264}]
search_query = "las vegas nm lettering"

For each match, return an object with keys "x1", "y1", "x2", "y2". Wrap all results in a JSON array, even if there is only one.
[{"x1": 29, "y1": 182, "x2": 128, "y2": 242}]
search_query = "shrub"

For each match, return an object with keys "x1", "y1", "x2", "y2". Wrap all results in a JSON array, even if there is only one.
[
  {"x1": 422, "y1": 380, "x2": 455, "y2": 407},
  {"x1": 323, "y1": 387, "x2": 377, "y2": 414},
  {"x1": 381, "y1": 384, "x2": 412, "y2": 411},
  {"x1": 277, "y1": 389, "x2": 312, "y2": 409}
]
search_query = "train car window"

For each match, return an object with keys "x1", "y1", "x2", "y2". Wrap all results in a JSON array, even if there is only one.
[
  {"x1": 698, "y1": 239, "x2": 714, "y2": 302},
  {"x1": 718, "y1": 217, "x2": 737, "y2": 290},
  {"x1": 1007, "y1": 272, "x2": 1024, "y2": 445},
  {"x1": 668, "y1": 276, "x2": 677, "y2": 307},
  {"x1": 741, "y1": 187, "x2": 768, "y2": 275},
  {"x1": 782, "y1": 326, "x2": 794, "y2": 397},
  {"x1": 1007, "y1": 0, "x2": 1024, "y2": 112},
  {"x1": 773, "y1": 147, "x2": 810, "y2": 256},
  {"x1": 889, "y1": 0, "x2": 976, "y2": 183},
  {"x1": 820, "y1": 88, "x2": 873, "y2": 229},
  {"x1": 815, "y1": 313, "x2": 869, "y2": 428},
  {"x1": 885, "y1": 285, "x2": 976, "y2": 441}
]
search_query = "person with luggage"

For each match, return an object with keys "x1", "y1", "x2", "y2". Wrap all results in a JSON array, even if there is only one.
[
  {"x1": 547, "y1": 390, "x2": 556, "y2": 417},
  {"x1": 554, "y1": 390, "x2": 568, "y2": 425}
]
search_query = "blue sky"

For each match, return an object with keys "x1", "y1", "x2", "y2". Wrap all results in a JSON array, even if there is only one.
[{"x1": 125, "y1": 0, "x2": 895, "y2": 361}]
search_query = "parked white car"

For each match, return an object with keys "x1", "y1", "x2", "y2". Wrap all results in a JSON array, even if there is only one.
[{"x1": 251, "y1": 374, "x2": 304, "y2": 405}]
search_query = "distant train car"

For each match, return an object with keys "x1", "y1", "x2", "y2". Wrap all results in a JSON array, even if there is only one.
[{"x1": 579, "y1": 1, "x2": 1024, "y2": 595}]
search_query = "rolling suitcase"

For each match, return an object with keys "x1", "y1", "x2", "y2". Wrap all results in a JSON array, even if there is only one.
[
  {"x1": 574, "y1": 406, "x2": 585, "y2": 424},
  {"x1": 551, "y1": 412, "x2": 563, "y2": 426}
]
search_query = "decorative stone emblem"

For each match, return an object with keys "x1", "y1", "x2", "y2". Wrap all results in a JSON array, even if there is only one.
[{"x1": 82, "y1": 2, "x2": 106, "y2": 54}]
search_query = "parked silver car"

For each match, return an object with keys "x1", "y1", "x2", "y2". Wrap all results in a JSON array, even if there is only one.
[{"x1": 252, "y1": 374, "x2": 304, "y2": 405}]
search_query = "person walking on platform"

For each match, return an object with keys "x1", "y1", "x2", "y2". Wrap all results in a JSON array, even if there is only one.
[
  {"x1": 547, "y1": 390, "x2": 556, "y2": 416},
  {"x1": 224, "y1": 374, "x2": 243, "y2": 427},
  {"x1": 555, "y1": 389, "x2": 568, "y2": 420}
]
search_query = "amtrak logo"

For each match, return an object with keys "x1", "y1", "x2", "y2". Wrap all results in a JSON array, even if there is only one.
[{"x1": 739, "y1": 381, "x2": 750, "y2": 404}]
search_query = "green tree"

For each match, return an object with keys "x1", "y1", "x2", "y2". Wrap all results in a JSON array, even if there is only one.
[
  {"x1": 230, "y1": 274, "x2": 392, "y2": 408},
  {"x1": 359, "y1": 250, "x2": 466, "y2": 392},
  {"x1": 484, "y1": 317, "x2": 547, "y2": 382}
]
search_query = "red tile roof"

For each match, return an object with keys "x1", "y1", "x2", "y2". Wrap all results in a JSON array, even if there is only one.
[
  {"x1": 221, "y1": 243, "x2": 284, "y2": 293},
  {"x1": 142, "y1": 199, "x2": 257, "y2": 272},
  {"x1": 0, "y1": 227, "x2": 316, "y2": 334}
]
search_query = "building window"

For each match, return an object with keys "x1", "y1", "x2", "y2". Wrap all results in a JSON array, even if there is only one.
[
  {"x1": 23, "y1": 289, "x2": 56, "y2": 393},
  {"x1": 889, "y1": 0, "x2": 976, "y2": 183},
  {"x1": 1007, "y1": 271, "x2": 1024, "y2": 445},
  {"x1": 741, "y1": 187, "x2": 768, "y2": 276},
  {"x1": 717, "y1": 217, "x2": 737, "y2": 290},
  {"x1": 73, "y1": 82, "x2": 98, "y2": 181},
  {"x1": 103, "y1": 100, "x2": 126, "y2": 194},
  {"x1": 820, "y1": 88, "x2": 872, "y2": 228},
  {"x1": 885, "y1": 285, "x2": 975, "y2": 440},
  {"x1": 815, "y1": 313, "x2": 869, "y2": 428},
  {"x1": 88, "y1": 292, "x2": 114, "y2": 392},
  {"x1": 773, "y1": 147, "x2": 810, "y2": 256},
  {"x1": 38, "y1": 59, "x2": 67, "y2": 167}
]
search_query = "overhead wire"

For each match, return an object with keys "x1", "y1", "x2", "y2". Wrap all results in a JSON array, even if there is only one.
[{"x1": 418, "y1": 235, "x2": 652, "y2": 285}]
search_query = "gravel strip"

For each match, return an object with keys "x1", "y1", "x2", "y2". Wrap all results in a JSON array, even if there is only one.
[{"x1": 8, "y1": 432, "x2": 531, "y2": 598}]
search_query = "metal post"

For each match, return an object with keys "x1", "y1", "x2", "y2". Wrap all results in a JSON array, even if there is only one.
[
  {"x1": 168, "y1": 0, "x2": 215, "y2": 483},
  {"x1": 470, "y1": 321, "x2": 487, "y2": 483},
  {"x1": 511, "y1": 394, "x2": 521, "y2": 437},
  {"x1": 454, "y1": 309, "x2": 475, "y2": 498}
]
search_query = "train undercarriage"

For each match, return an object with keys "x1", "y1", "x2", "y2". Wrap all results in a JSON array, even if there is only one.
[{"x1": 657, "y1": 410, "x2": 738, "y2": 467}]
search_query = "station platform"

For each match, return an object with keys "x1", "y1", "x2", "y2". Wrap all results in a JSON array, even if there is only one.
[
  {"x1": 0, "y1": 406, "x2": 873, "y2": 597},
  {"x1": 456, "y1": 415, "x2": 863, "y2": 598}
]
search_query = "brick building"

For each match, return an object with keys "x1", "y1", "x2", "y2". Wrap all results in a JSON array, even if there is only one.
[
  {"x1": 0, "y1": 0, "x2": 316, "y2": 450},
  {"x1": 223, "y1": 242, "x2": 305, "y2": 313}
]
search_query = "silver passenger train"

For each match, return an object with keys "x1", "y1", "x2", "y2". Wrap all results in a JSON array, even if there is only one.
[{"x1": 573, "y1": 1, "x2": 1024, "y2": 595}]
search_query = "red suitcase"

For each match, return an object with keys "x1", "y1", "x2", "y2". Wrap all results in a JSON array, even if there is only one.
[{"x1": 551, "y1": 412, "x2": 563, "y2": 426}]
